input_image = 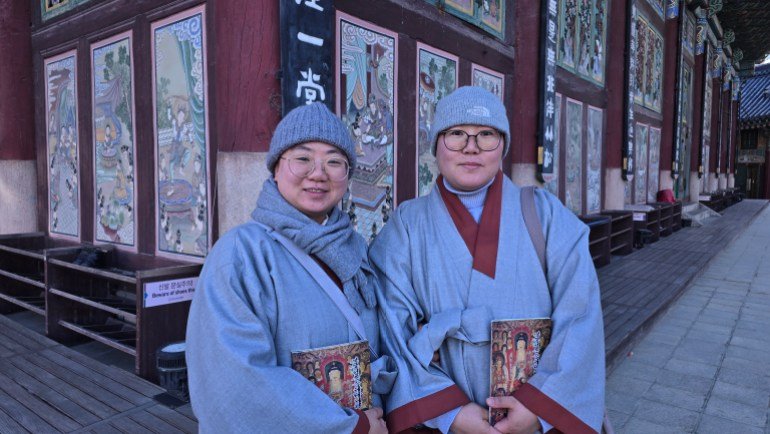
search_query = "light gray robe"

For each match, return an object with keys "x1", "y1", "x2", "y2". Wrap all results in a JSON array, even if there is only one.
[
  {"x1": 370, "y1": 177, "x2": 605, "y2": 433},
  {"x1": 186, "y1": 221, "x2": 393, "y2": 433}
]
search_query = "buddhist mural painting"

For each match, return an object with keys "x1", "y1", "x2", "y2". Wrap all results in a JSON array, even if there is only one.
[
  {"x1": 441, "y1": 0, "x2": 505, "y2": 39},
  {"x1": 41, "y1": 0, "x2": 94, "y2": 22},
  {"x1": 683, "y1": 13, "x2": 695, "y2": 58},
  {"x1": 471, "y1": 64, "x2": 504, "y2": 100},
  {"x1": 337, "y1": 14, "x2": 397, "y2": 243},
  {"x1": 634, "y1": 123, "x2": 649, "y2": 204},
  {"x1": 586, "y1": 106, "x2": 603, "y2": 214},
  {"x1": 557, "y1": 0, "x2": 608, "y2": 86},
  {"x1": 565, "y1": 99, "x2": 583, "y2": 214},
  {"x1": 152, "y1": 6, "x2": 210, "y2": 259},
  {"x1": 545, "y1": 94, "x2": 562, "y2": 197},
  {"x1": 634, "y1": 13, "x2": 664, "y2": 112},
  {"x1": 479, "y1": 0, "x2": 504, "y2": 36},
  {"x1": 648, "y1": 127, "x2": 661, "y2": 203},
  {"x1": 45, "y1": 51, "x2": 79, "y2": 239},
  {"x1": 416, "y1": 44, "x2": 458, "y2": 197},
  {"x1": 92, "y1": 33, "x2": 136, "y2": 248},
  {"x1": 558, "y1": 0, "x2": 578, "y2": 69}
]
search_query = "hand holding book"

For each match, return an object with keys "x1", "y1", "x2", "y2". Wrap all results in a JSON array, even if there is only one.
[{"x1": 488, "y1": 318, "x2": 552, "y2": 426}]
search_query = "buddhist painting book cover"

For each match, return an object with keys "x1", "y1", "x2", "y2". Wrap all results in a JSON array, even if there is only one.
[
  {"x1": 489, "y1": 318, "x2": 552, "y2": 425},
  {"x1": 291, "y1": 340, "x2": 372, "y2": 410}
]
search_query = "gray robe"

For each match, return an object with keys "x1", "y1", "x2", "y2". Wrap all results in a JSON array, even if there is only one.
[
  {"x1": 186, "y1": 221, "x2": 393, "y2": 433},
  {"x1": 370, "y1": 177, "x2": 605, "y2": 433}
]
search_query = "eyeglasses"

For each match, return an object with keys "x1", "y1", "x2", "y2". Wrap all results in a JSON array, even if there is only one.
[
  {"x1": 279, "y1": 156, "x2": 350, "y2": 181},
  {"x1": 441, "y1": 129, "x2": 502, "y2": 152}
]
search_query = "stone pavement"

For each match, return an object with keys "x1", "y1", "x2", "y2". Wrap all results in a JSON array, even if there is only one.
[{"x1": 606, "y1": 204, "x2": 770, "y2": 433}]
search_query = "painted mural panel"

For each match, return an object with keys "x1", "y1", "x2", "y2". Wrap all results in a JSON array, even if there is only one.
[
  {"x1": 633, "y1": 15, "x2": 648, "y2": 105},
  {"x1": 471, "y1": 64, "x2": 504, "y2": 100},
  {"x1": 416, "y1": 44, "x2": 458, "y2": 197},
  {"x1": 444, "y1": 0, "x2": 473, "y2": 16},
  {"x1": 45, "y1": 51, "x2": 79, "y2": 239},
  {"x1": 590, "y1": 0, "x2": 607, "y2": 84},
  {"x1": 683, "y1": 13, "x2": 695, "y2": 58},
  {"x1": 702, "y1": 49, "x2": 713, "y2": 140},
  {"x1": 634, "y1": 123, "x2": 648, "y2": 204},
  {"x1": 479, "y1": 0, "x2": 505, "y2": 36},
  {"x1": 557, "y1": 0, "x2": 607, "y2": 85},
  {"x1": 565, "y1": 99, "x2": 583, "y2": 214},
  {"x1": 648, "y1": 127, "x2": 661, "y2": 203},
  {"x1": 576, "y1": 0, "x2": 592, "y2": 77},
  {"x1": 441, "y1": 0, "x2": 505, "y2": 39},
  {"x1": 338, "y1": 14, "x2": 397, "y2": 243},
  {"x1": 545, "y1": 94, "x2": 562, "y2": 197},
  {"x1": 634, "y1": 13, "x2": 663, "y2": 112},
  {"x1": 152, "y1": 6, "x2": 210, "y2": 259},
  {"x1": 558, "y1": 0, "x2": 578, "y2": 69},
  {"x1": 41, "y1": 0, "x2": 94, "y2": 22},
  {"x1": 92, "y1": 33, "x2": 136, "y2": 248},
  {"x1": 586, "y1": 106, "x2": 603, "y2": 214}
]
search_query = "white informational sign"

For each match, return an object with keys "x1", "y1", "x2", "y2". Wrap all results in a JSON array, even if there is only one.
[
  {"x1": 144, "y1": 277, "x2": 198, "y2": 308},
  {"x1": 633, "y1": 212, "x2": 647, "y2": 222}
]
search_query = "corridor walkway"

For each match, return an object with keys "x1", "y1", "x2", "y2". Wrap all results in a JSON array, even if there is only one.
[{"x1": 606, "y1": 204, "x2": 770, "y2": 433}]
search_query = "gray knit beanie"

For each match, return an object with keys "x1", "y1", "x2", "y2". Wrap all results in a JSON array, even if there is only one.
[
  {"x1": 267, "y1": 102, "x2": 357, "y2": 175},
  {"x1": 429, "y1": 86, "x2": 510, "y2": 156}
]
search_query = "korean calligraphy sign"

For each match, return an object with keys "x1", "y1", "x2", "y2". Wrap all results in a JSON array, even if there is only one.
[
  {"x1": 538, "y1": 0, "x2": 558, "y2": 183},
  {"x1": 280, "y1": 0, "x2": 334, "y2": 114}
]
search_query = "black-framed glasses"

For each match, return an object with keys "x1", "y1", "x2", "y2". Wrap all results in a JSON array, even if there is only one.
[
  {"x1": 279, "y1": 156, "x2": 350, "y2": 181},
  {"x1": 441, "y1": 129, "x2": 502, "y2": 152}
]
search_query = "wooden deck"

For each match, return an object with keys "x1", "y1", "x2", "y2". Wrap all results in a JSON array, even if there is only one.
[
  {"x1": 0, "y1": 314, "x2": 197, "y2": 433},
  {"x1": 600, "y1": 199, "x2": 769, "y2": 371}
]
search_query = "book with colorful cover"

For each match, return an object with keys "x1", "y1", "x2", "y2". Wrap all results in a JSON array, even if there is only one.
[
  {"x1": 489, "y1": 318, "x2": 552, "y2": 425},
  {"x1": 291, "y1": 340, "x2": 372, "y2": 410}
]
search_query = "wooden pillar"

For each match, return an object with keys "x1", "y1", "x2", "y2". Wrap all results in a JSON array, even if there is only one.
[
  {"x1": 709, "y1": 78, "x2": 721, "y2": 174},
  {"x1": 0, "y1": 0, "x2": 37, "y2": 234},
  {"x1": 690, "y1": 47, "x2": 705, "y2": 175},
  {"x1": 659, "y1": 17, "x2": 679, "y2": 176},
  {"x1": 214, "y1": 0, "x2": 281, "y2": 153},
  {"x1": 0, "y1": 0, "x2": 34, "y2": 161},
  {"x1": 605, "y1": 0, "x2": 627, "y2": 172},
  {"x1": 509, "y1": 0, "x2": 540, "y2": 169},
  {"x1": 729, "y1": 99, "x2": 738, "y2": 175},
  {"x1": 720, "y1": 87, "x2": 729, "y2": 175}
]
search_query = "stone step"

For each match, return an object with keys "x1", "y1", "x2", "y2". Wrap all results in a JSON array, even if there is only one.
[{"x1": 682, "y1": 202, "x2": 721, "y2": 227}]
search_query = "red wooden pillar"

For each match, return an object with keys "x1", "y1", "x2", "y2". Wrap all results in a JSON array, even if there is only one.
[
  {"x1": 720, "y1": 87, "x2": 730, "y2": 177},
  {"x1": 214, "y1": 0, "x2": 281, "y2": 153},
  {"x1": 729, "y1": 99, "x2": 738, "y2": 178},
  {"x1": 709, "y1": 78, "x2": 720, "y2": 176},
  {"x1": 508, "y1": 0, "x2": 540, "y2": 172},
  {"x1": 604, "y1": 1, "x2": 627, "y2": 174},
  {"x1": 690, "y1": 47, "x2": 705, "y2": 177},
  {"x1": 658, "y1": 17, "x2": 680, "y2": 184},
  {"x1": 0, "y1": 0, "x2": 34, "y2": 161},
  {"x1": 0, "y1": 0, "x2": 37, "y2": 234}
]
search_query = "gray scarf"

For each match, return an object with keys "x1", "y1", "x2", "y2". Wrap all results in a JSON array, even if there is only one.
[{"x1": 251, "y1": 178, "x2": 377, "y2": 312}]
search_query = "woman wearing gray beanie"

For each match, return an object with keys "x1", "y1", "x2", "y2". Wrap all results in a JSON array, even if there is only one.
[
  {"x1": 371, "y1": 87, "x2": 605, "y2": 434},
  {"x1": 186, "y1": 102, "x2": 393, "y2": 434}
]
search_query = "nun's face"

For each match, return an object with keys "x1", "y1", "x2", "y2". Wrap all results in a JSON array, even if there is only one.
[
  {"x1": 274, "y1": 142, "x2": 349, "y2": 223},
  {"x1": 436, "y1": 124, "x2": 503, "y2": 191}
]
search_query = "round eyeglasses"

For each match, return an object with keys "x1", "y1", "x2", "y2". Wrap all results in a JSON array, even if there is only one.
[
  {"x1": 441, "y1": 129, "x2": 502, "y2": 152},
  {"x1": 279, "y1": 156, "x2": 350, "y2": 181}
]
